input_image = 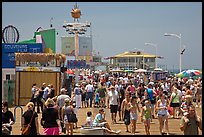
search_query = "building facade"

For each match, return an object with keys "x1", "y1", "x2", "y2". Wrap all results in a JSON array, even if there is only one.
[{"x1": 107, "y1": 51, "x2": 163, "y2": 70}]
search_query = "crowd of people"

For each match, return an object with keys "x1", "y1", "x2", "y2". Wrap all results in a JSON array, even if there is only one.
[{"x1": 2, "y1": 70, "x2": 202, "y2": 135}]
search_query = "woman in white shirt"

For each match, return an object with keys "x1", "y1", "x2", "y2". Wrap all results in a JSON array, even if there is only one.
[{"x1": 156, "y1": 94, "x2": 169, "y2": 135}]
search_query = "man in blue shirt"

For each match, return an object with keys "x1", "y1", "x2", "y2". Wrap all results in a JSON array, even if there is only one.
[{"x1": 146, "y1": 83, "x2": 157, "y2": 118}]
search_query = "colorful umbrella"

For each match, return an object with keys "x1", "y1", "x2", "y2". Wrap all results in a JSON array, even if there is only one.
[
  {"x1": 124, "y1": 70, "x2": 133, "y2": 73},
  {"x1": 177, "y1": 69, "x2": 202, "y2": 78}
]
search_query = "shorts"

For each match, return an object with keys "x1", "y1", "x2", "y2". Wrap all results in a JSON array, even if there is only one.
[
  {"x1": 150, "y1": 98, "x2": 156, "y2": 104},
  {"x1": 92, "y1": 122, "x2": 107, "y2": 127},
  {"x1": 130, "y1": 113, "x2": 137, "y2": 120},
  {"x1": 170, "y1": 103, "x2": 180, "y2": 108},
  {"x1": 157, "y1": 114, "x2": 168, "y2": 119},
  {"x1": 110, "y1": 105, "x2": 118, "y2": 113}
]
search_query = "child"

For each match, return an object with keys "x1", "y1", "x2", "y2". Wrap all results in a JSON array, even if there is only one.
[
  {"x1": 94, "y1": 91, "x2": 100, "y2": 108},
  {"x1": 85, "y1": 111, "x2": 93, "y2": 126},
  {"x1": 141, "y1": 100, "x2": 152, "y2": 135}
]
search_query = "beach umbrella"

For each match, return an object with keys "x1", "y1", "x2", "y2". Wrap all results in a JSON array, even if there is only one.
[
  {"x1": 110, "y1": 69, "x2": 124, "y2": 72},
  {"x1": 154, "y1": 68, "x2": 163, "y2": 71},
  {"x1": 177, "y1": 69, "x2": 202, "y2": 78},
  {"x1": 124, "y1": 70, "x2": 133, "y2": 73},
  {"x1": 134, "y1": 69, "x2": 147, "y2": 73}
]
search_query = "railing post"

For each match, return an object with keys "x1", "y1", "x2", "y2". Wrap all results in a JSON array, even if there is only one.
[{"x1": 13, "y1": 106, "x2": 23, "y2": 124}]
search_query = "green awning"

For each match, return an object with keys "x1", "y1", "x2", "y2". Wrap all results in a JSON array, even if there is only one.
[{"x1": 17, "y1": 38, "x2": 36, "y2": 44}]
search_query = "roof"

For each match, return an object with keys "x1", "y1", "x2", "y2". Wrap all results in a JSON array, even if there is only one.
[
  {"x1": 17, "y1": 38, "x2": 36, "y2": 44},
  {"x1": 106, "y1": 51, "x2": 163, "y2": 59},
  {"x1": 15, "y1": 53, "x2": 66, "y2": 64}
]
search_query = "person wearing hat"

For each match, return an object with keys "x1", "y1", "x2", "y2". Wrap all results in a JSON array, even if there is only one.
[
  {"x1": 107, "y1": 85, "x2": 120, "y2": 124},
  {"x1": 41, "y1": 98, "x2": 60, "y2": 135},
  {"x1": 141, "y1": 100, "x2": 152, "y2": 135},
  {"x1": 180, "y1": 95, "x2": 193, "y2": 115},
  {"x1": 21, "y1": 102, "x2": 39, "y2": 135},
  {"x1": 180, "y1": 105, "x2": 202, "y2": 135},
  {"x1": 74, "y1": 83, "x2": 82, "y2": 108},
  {"x1": 92, "y1": 108, "x2": 121, "y2": 134}
]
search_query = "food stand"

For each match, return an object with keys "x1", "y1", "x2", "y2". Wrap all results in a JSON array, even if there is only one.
[{"x1": 15, "y1": 53, "x2": 66, "y2": 105}]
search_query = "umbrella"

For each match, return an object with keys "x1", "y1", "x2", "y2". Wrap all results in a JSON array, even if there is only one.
[
  {"x1": 110, "y1": 69, "x2": 124, "y2": 72},
  {"x1": 177, "y1": 69, "x2": 202, "y2": 78},
  {"x1": 124, "y1": 70, "x2": 133, "y2": 73},
  {"x1": 134, "y1": 69, "x2": 147, "y2": 73},
  {"x1": 154, "y1": 68, "x2": 163, "y2": 71}
]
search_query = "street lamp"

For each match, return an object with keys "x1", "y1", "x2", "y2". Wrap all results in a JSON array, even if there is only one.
[
  {"x1": 144, "y1": 43, "x2": 157, "y2": 69},
  {"x1": 164, "y1": 33, "x2": 182, "y2": 72}
]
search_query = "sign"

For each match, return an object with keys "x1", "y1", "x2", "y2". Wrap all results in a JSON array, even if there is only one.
[
  {"x1": 67, "y1": 60, "x2": 87, "y2": 69},
  {"x1": 61, "y1": 36, "x2": 92, "y2": 56},
  {"x1": 16, "y1": 66, "x2": 61, "y2": 72},
  {"x1": 2, "y1": 43, "x2": 43, "y2": 68}
]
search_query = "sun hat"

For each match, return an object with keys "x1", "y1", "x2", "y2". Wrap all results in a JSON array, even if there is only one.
[
  {"x1": 45, "y1": 98, "x2": 55, "y2": 107},
  {"x1": 26, "y1": 102, "x2": 34, "y2": 108}
]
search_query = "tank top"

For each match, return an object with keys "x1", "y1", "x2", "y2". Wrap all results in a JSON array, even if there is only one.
[
  {"x1": 64, "y1": 106, "x2": 72, "y2": 120},
  {"x1": 130, "y1": 103, "x2": 137, "y2": 114},
  {"x1": 172, "y1": 92, "x2": 180, "y2": 103},
  {"x1": 143, "y1": 106, "x2": 151, "y2": 119},
  {"x1": 129, "y1": 85, "x2": 135, "y2": 93},
  {"x1": 157, "y1": 100, "x2": 167, "y2": 115}
]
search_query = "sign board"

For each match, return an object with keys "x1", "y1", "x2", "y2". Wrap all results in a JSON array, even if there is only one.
[
  {"x1": 16, "y1": 66, "x2": 61, "y2": 72},
  {"x1": 61, "y1": 36, "x2": 92, "y2": 56},
  {"x1": 67, "y1": 60, "x2": 88, "y2": 69},
  {"x1": 2, "y1": 43, "x2": 43, "y2": 68}
]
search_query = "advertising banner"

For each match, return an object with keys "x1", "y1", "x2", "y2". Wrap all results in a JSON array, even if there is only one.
[
  {"x1": 67, "y1": 60, "x2": 87, "y2": 69},
  {"x1": 2, "y1": 43, "x2": 43, "y2": 68}
]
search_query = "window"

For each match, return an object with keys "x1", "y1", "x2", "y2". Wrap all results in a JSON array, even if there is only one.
[{"x1": 6, "y1": 74, "x2": 10, "y2": 80}]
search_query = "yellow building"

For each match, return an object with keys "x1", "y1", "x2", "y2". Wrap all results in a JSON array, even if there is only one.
[{"x1": 106, "y1": 51, "x2": 163, "y2": 70}]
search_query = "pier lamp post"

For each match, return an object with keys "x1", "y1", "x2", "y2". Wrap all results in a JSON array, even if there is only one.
[
  {"x1": 63, "y1": 3, "x2": 91, "y2": 83},
  {"x1": 164, "y1": 33, "x2": 182, "y2": 73}
]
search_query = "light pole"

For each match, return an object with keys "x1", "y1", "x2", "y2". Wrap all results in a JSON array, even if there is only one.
[
  {"x1": 164, "y1": 33, "x2": 182, "y2": 72},
  {"x1": 144, "y1": 43, "x2": 157, "y2": 69},
  {"x1": 63, "y1": 3, "x2": 91, "y2": 83}
]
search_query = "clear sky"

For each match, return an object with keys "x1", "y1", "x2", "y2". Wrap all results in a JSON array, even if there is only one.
[{"x1": 2, "y1": 2, "x2": 202, "y2": 70}]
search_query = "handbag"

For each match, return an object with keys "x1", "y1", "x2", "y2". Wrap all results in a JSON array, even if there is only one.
[
  {"x1": 67, "y1": 111, "x2": 78, "y2": 123},
  {"x1": 22, "y1": 111, "x2": 34, "y2": 135}
]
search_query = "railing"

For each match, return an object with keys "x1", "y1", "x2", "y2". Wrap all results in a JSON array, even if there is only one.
[{"x1": 13, "y1": 106, "x2": 23, "y2": 124}]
